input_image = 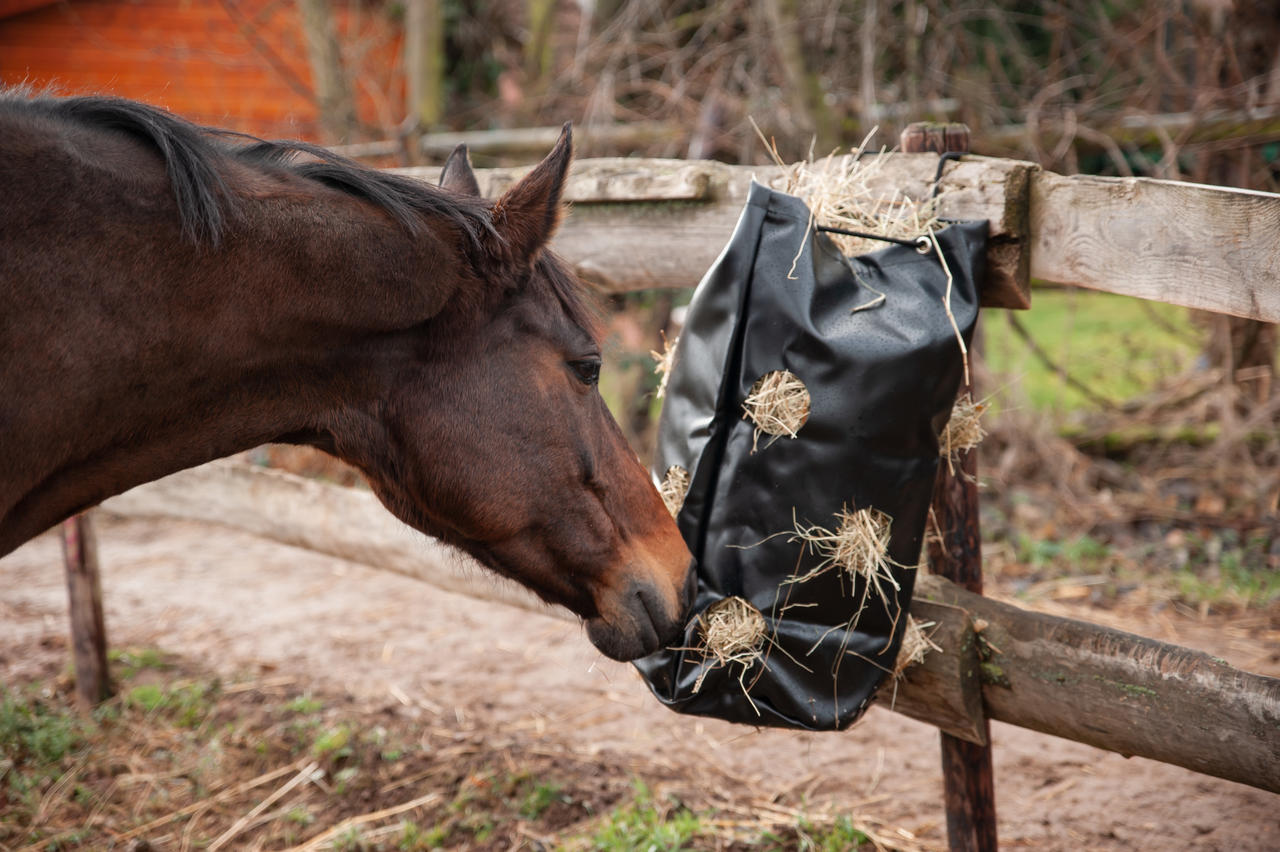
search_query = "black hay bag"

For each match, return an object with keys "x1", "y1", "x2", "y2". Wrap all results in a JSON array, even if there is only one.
[{"x1": 634, "y1": 180, "x2": 985, "y2": 730}]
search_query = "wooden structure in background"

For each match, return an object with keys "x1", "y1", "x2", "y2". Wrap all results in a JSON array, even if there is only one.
[
  {"x1": 0, "y1": 0, "x2": 404, "y2": 140},
  {"x1": 60, "y1": 512, "x2": 111, "y2": 708},
  {"x1": 901, "y1": 123, "x2": 998, "y2": 852},
  {"x1": 394, "y1": 146, "x2": 1280, "y2": 322}
]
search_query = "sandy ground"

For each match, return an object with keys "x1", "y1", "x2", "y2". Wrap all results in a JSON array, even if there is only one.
[{"x1": 2, "y1": 515, "x2": 1276, "y2": 851}]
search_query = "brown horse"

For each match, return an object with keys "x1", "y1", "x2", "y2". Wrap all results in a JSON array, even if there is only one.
[{"x1": 0, "y1": 89, "x2": 694, "y2": 661}]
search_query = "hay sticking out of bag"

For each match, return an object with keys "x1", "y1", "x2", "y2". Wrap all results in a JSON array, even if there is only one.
[
  {"x1": 659, "y1": 465, "x2": 690, "y2": 517},
  {"x1": 788, "y1": 506, "x2": 899, "y2": 595},
  {"x1": 893, "y1": 616, "x2": 941, "y2": 679},
  {"x1": 754, "y1": 121, "x2": 941, "y2": 259},
  {"x1": 786, "y1": 506, "x2": 903, "y2": 641},
  {"x1": 691, "y1": 596, "x2": 768, "y2": 694},
  {"x1": 940, "y1": 393, "x2": 987, "y2": 458},
  {"x1": 650, "y1": 333, "x2": 677, "y2": 400},
  {"x1": 742, "y1": 370, "x2": 810, "y2": 451}
]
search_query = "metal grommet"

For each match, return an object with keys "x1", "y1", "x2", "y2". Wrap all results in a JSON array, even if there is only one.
[{"x1": 915, "y1": 236, "x2": 932, "y2": 254}]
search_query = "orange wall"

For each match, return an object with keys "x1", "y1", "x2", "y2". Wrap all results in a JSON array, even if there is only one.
[{"x1": 0, "y1": 0, "x2": 405, "y2": 141}]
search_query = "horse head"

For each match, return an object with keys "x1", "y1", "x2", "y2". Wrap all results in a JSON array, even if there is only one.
[{"x1": 351, "y1": 129, "x2": 695, "y2": 661}]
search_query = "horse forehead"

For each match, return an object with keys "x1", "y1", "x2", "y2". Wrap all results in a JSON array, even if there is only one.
[{"x1": 501, "y1": 290, "x2": 596, "y2": 350}]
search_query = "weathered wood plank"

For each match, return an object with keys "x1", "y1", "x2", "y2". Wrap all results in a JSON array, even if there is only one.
[
  {"x1": 1030, "y1": 171, "x2": 1280, "y2": 322},
  {"x1": 390, "y1": 155, "x2": 1037, "y2": 309},
  {"x1": 915, "y1": 572, "x2": 1280, "y2": 794},
  {"x1": 61, "y1": 511, "x2": 112, "y2": 707},
  {"x1": 101, "y1": 461, "x2": 1280, "y2": 793},
  {"x1": 100, "y1": 460, "x2": 557, "y2": 618},
  {"x1": 886, "y1": 598, "x2": 987, "y2": 744},
  {"x1": 334, "y1": 121, "x2": 680, "y2": 160},
  {"x1": 394, "y1": 155, "x2": 1280, "y2": 320}
]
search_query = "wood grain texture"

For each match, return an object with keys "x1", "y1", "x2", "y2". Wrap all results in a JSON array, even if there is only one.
[
  {"x1": 1031, "y1": 171, "x2": 1280, "y2": 322},
  {"x1": 925, "y1": 421, "x2": 998, "y2": 851},
  {"x1": 395, "y1": 155, "x2": 1036, "y2": 307},
  {"x1": 61, "y1": 511, "x2": 112, "y2": 707},
  {"x1": 917, "y1": 573, "x2": 1280, "y2": 794},
  {"x1": 884, "y1": 598, "x2": 988, "y2": 744},
  {"x1": 100, "y1": 461, "x2": 557, "y2": 618},
  {"x1": 101, "y1": 463, "x2": 1280, "y2": 793}
]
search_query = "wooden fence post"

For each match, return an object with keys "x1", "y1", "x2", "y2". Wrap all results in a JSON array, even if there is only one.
[
  {"x1": 902, "y1": 121, "x2": 999, "y2": 852},
  {"x1": 61, "y1": 510, "x2": 112, "y2": 707}
]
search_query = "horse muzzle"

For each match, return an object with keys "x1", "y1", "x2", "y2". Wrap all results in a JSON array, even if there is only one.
[{"x1": 585, "y1": 558, "x2": 697, "y2": 661}]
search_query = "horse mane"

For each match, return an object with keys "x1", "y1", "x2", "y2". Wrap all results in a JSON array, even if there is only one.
[{"x1": 2, "y1": 88, "x2": 494, "y2": 249}]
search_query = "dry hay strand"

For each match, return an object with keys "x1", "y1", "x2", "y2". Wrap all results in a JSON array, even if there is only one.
[
  {"x1": 788, "y1": 506, "x2": 899, "y2": 595},
  {"x1": 754, "y1": 121, "x2": 941, "y2": 260},
  {"x1": 686, "y1": 596, "x2": 769, "y2": 697},
  {"x1": 742, "y1": 370, "x2": 811, "y2": 451},
  {"x1": 785, "y1": 506, "x2": 904, "y2": 643},
  {"x1": 650, "y1": 332, "x2": 678, "y2": 399},
  {"x1": 892, "y1": 615, "x2": 941, "y2": 680},
  {"x1": 659, "y1": 465, "x2": 690, "y2": 517},
  {"x1": 940, "y1": 393, "x2": 988, "y2": 459}
]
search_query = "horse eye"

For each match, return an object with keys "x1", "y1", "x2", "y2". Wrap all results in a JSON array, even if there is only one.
[{"x1": 569, "y1": 358, "x2": 602, "y2": 386}]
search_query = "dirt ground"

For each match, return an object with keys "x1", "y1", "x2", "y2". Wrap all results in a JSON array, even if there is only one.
[{"x1": 2, "y1": 515, "x2": 1277, "y2": 851}]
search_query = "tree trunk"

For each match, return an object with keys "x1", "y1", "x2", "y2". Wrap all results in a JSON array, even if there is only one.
[
  {"x1": 296, "y1": 0, "x2": 357, "y2": 144},
  {"x1": 404, "y1": 0, "x2": 445, "y2": 159}
]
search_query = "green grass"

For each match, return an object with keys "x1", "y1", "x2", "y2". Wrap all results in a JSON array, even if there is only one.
[
  {"x1": 982, "y1": 288, "x2": 1199, "y2": 415},
  {"x1": 589, "y1": 780, "x2": 702, "y2": 850},
  {"x1": 286, "y1": 693, "x2": 323, "y2": 714},
  {"x1": 519, "y1": 780, "x2": 566, "y2": 820},
  {"x1": 107, "y1": 647, "x2": 172, "y2": 679},
  {"x1": 122, "y1": 680, "x2": 215, "y2": 728},
  {"x1": 0, "y1": 688, "x2": 89, "y2": 807}
]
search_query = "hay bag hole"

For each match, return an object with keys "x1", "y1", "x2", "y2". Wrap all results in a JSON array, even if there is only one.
[
  {"x1": 742, "y1": 369, "x2": 810, "y2": 451},
  {"x1": 693, "y1": 595, "x2": 768, "y2": 693}
]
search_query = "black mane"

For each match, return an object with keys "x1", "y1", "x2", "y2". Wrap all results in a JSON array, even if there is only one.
[{"x1": 3, "y1": 89, "x2": 494, "y2": 248}]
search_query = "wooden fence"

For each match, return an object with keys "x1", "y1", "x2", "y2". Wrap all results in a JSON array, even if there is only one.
[{"x1": 63, "y1": 131, "x2": 1280, "y2": 851}]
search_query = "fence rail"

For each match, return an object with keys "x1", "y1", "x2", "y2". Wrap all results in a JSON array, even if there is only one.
[
  {"x1": 100, "y1": 460, "x2": 1280, "y2": 795},
  {"x1": 392, "y1": 155, "x2": 1280, "y2": 322}
]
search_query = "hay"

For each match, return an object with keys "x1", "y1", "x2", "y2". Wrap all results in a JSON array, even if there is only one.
[
  {"x1": 788, "y1": 506, "x2": 899, "y2": 598},
  {"x1": 892, "y1": 616, "x2": 941, "y2": 679},
  {"x1": 659, "y1": 465, "x2": 690, "y2": 517},
  {"x1": 754, "y1": 122, "x2": 941, "y2": 260},
  {"x1": 784, "y1": 505, "x2": 903, "y2": 642},
  {"x1": 742, "y1": 370, "x2": 811, "y2": 451},
  {"x1": 690, "y1": 596, "x2": 769, "y2": 694},
  {"x1": 940, "y1": 393, "x2": 987, "y2": 459},
  {"x1": 650, "y1": 333, "x2": 678, "y2": 399}
]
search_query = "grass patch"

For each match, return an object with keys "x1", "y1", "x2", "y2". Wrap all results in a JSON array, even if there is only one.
[
  {"x1": 519, "y1": 779, "x2": 566, "y2": 820},
  {"x1": 122, "y1": 679, "x2": 215, "y2": 728},
  {"x1": 0, "y1": 687, "x2": 89, "y2": 810},
  {"x1": 107, "y1": 647, "x2": 172, "y2": 679},
  {"x1": 588, "y1": 779, "x2": 702, "y2": 850},
  {"x1": 983, "y1": 288, "x2": 1198, "y2": 415},
  {"x1": 286, "y1": 693, "x2": 324, "y2": 714}
]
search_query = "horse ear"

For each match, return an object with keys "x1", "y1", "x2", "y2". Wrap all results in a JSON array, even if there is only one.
[
  {"x1": 491, "y1": 123, "x2": 572, "y2": 263},
  {"x1": 440, "y1": 144, "x2": 482, "y2": 197}
]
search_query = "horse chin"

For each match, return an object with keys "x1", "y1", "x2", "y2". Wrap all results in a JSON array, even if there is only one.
[{"x1": 585, "y1": 615, "x2": 663, "y2": 662}]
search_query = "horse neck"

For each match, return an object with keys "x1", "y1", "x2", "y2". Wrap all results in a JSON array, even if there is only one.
[{"x1": 0, "y1": 191, "x2": 462, "y2": 556}]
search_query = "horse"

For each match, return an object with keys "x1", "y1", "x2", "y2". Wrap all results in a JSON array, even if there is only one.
[{"x1": 0, "y1": 89, "x2": 695, "y2": 661}]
